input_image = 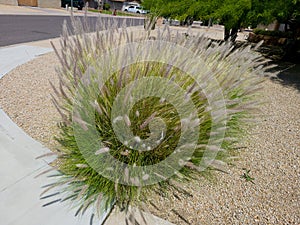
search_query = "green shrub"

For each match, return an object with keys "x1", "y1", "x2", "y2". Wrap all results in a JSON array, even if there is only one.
[
  {"x1": 103, "y1": 3, "x2": 110, "y2": 10},
  {"x1": 41, "y1": 17, "x2": 272, "y2": 223}
]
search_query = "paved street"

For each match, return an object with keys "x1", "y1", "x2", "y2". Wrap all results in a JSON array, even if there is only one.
[{"x1": 0, "y1": 14, "x2": 144, "y2": 47}]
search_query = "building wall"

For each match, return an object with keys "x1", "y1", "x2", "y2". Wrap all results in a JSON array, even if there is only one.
[
  {"x1": 107, "y1": 0, "x2": 123, "y2": 10},
  {"x1": 38, "y1": 0, "x2": 60, "y2": 8},
  {"x1": 18, "y1": 0, "x2": 37, "y2": 6},
  {"x1": 0, "y1": 0, "x2": 18, "y2": 5},
  {"x1": 0, "y1": 0, "x2": 59, "y2": 7},
  {"x1": 86, "y1": 0, "x2": 98, "y2": 9},
  {"x1": 257, "y1": 21, "x2": 280, "y2": 31}
]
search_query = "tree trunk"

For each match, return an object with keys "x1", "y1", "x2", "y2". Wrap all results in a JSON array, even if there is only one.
[
  {"x1": 224, "y1": 27, "x2": 238, "y2": 42},
  {"x1": 208, "y1": 18, "x2": 212, "y2": 28},
  {"x1": 144, "y1": 15, "x2": 157, "y2": 30},
  {"x1": 224, "y1": 27, "x2": 230, "y2": 41}
]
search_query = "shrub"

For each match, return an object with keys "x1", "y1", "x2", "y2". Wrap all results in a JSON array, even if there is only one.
[
  {"x1": 253, "y1": 28, "x2": 294, "y2": 38},
  {"x1": 41, "y1": 17, "x2": 273, "y2": 223},
  {"x1": 103, "y1": 3, "x2": 110, "y2": 10}
]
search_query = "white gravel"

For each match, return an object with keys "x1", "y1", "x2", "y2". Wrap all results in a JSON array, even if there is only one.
[{"x1": 0, "y1": 52, "x2": 299, "y2": 224}]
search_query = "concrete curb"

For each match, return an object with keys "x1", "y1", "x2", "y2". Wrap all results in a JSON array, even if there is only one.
[{"x1": 0, "y1": 45, "x2": 53, "y2": 79}]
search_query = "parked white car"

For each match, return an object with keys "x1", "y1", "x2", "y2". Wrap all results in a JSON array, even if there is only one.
[
  {"x1": 126, "y1": 5, "x2": 148, "y2": 14},
  {"x1": 121, "y1": 2, "x2": 140, "y2": 12},
  {"x1": 191, "y1": 20, "x2": 203, "y2": 28}
]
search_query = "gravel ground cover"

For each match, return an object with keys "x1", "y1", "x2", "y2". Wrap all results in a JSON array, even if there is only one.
[
  {"x1": 0, "y1": 52, "x2": 299, "y2": 224},
  {"x1": 0, "y1": 52, "x2": 60, "y2": 150}
]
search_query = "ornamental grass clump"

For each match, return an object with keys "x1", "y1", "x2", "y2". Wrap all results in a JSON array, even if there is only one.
[{"x1": 41, "y1": 17, "x2": 273, "y2": 223}]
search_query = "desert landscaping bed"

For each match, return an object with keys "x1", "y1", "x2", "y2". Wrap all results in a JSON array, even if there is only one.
[{"x1": 0, "y1": 51, "x2": 299, "y2": 224}]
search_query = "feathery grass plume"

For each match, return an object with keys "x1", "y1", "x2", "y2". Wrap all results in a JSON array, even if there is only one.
[{"x1": 41, "y1": 15, "x2": 272, "y2": 223}]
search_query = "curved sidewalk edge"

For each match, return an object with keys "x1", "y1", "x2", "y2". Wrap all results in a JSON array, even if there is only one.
[
  {"x1": 0, "y1": 42, "x2": 175, "y2": 225},
  {"x1": 0, "y1": 43, "x2": 101, "y2": 225}
]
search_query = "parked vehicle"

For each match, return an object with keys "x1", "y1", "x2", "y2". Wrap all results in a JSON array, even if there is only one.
[
  {"x1": 191, "y1": 20, "x2": 203, "y2": 28},
  {"x1": 121, "y1": 2, "x2": 140, "y2": 12},
  {"x1": 61, "y1": 0, "x2": 85, "y2": 10},
  {"x1": 91, "y1": 0, "x2": 99, "y2": 9},
  {"x1": 127, "y1": 5, "x2": 147, "y2": 14},
  {"x1": 163, "y1": 18, "x2": 180, "y2": 26}
]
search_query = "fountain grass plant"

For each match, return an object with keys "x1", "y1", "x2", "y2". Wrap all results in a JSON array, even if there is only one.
[{"x1": 40, "y1": 16, "x2": 274, "y2": 223}]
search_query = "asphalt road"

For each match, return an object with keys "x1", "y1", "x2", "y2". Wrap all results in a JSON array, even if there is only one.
[{"x1": 0, "y1": 15, "x2": 144, "y2": 47}]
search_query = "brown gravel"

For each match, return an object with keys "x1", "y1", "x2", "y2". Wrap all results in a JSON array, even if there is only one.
[{"x1": 0, "y1": 52, "x2": 299, "y2": 224}]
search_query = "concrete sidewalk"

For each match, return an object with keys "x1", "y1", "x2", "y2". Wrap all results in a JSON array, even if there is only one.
[
  {"x1": 0, "y1": 35, "x2": 174, "y2": 224},
  {"x1": 0, "y1": 41, "x2": 100, "y2": 225}
]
